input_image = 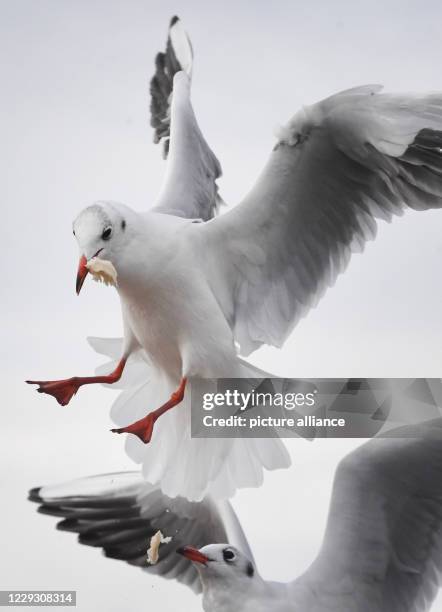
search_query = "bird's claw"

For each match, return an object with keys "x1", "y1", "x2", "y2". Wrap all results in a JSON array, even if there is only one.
[
  {"x1": 111, "y1": 413, "x2": 156, "y2": 444},
  {"x1": 26, "y1": 378, "x2": 79, "y2": 406}
]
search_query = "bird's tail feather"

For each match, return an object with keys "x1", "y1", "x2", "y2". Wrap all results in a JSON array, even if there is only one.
[{"x1": 87, "y1": 337, "x2": 291, "y2": 501}]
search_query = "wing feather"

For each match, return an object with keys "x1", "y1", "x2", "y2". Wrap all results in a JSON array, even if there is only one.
[
  {"x1": 150, "y1": 17, "x2": 222, "y2": 220},
  {"x1": 29, "y1": 472, "x2": 250, "y2": 595},
  {"x1": 201, "y1": 86, "x2": 442, "y2": 355},
  {"x1": 293, "y1": 420, "x2": 442, "y2": 611},
  {"x1": 149, "y1": 16, "x2": 192, "y2": 156}
]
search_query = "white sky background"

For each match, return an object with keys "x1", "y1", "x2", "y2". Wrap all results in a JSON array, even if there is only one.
[{"x1": 1, "y1": 0, "x2": 442, "y2": 610}]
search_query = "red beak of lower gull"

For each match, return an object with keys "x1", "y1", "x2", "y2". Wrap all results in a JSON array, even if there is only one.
[
  {"x1": 176, "y1": 546, "x2": 210, "y2": 565},
  {"x1": 76, "y1": 255, "x2": 88, "y2": 295}
]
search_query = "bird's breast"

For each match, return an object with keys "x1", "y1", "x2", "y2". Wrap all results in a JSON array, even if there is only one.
[
  {"x1": 121, "y1": 289, "x2": 184, "y2": 379},
  {"x1": 117, "y1": 257, "x2": 238, "y2": 379}
]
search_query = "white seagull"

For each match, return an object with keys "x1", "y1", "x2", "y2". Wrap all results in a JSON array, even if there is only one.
[
  {"x1": 30, "y1": 420, "x2": 442, "y2": 612},
  {"x1": 27, "y1": 17, "x2": 442, "y2": 501}
]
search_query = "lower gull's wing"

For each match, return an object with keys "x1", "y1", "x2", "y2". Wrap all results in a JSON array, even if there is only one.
[
  {"x1": 199, "y1": 86, "x2": 442, "y2": 355},
  {"x1": 29, "y1": 472, "x2": 252, "y2": 595},
  {"x1": 150, "y1": 17, "x2": 223, "y2": 221},
  {"x1": 292, "y1": 419, "x2": 442, "y2": 611}
]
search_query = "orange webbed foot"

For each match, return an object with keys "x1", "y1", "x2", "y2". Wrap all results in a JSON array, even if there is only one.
[
  {"x1": 111, "y1": 413, "x2": 156, "y2": 445},
  {"x1": 26, "y1": 378, "x2": 80, "y2": 406}
]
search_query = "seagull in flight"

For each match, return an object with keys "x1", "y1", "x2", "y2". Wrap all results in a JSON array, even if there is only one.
[
  {"x1": 30, "y1": 420, "x2": 442, "y2": 611},
  {"x1": 27, "y1": 16, "x2": 442, "y2": 500}
]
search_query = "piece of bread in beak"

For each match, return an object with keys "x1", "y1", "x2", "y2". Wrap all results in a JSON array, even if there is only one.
[{"x1": 86, "y1": 257, "x2": 118, "y2": 287}]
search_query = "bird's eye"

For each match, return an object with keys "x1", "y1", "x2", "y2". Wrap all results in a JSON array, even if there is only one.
[
  {"x1": 72, "y1": 229, "x2": 76, "y2": 236},
  {"x1": 223, "y1": 549, "x2": 236, "y2": 562},
  {"x1": 101, "y1": 227, "x2": 112, "y2": 240}
]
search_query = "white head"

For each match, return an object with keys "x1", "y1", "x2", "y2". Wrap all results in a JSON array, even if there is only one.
[
  {"x1": 73, "y1": 201, "x2": 134, "y2": 294},
  {"x1": 177, "y1": 543, "x2": 257, "y2": 589}
]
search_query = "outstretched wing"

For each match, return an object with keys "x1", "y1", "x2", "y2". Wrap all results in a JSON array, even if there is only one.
[
  {"x1": 29, "y1": 472, "x2": 252, "y2": 595},
  {"x1": 150, "y1": 17, "x2": 222, "y2": 221},
  {"x1": 293, "y1": 420, "x2": 442, "y2": 611},
  {"x1": 199, "y1": 86, "x2": 442, "y2": 355}
]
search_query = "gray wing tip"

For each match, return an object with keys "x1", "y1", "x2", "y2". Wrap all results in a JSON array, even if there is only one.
[{"x1": 170, "y1": 15, "x2": 180, "y2": 28}]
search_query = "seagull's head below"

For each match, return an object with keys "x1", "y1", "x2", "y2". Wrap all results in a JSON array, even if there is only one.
[
  {"x1": 73, "y1": 201, "x2": 131, "y2": 295},
  {"x1": 177, "y1": 544, "x2": 256, "y2": 583}
]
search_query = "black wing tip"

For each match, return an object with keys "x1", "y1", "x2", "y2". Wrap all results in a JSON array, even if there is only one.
[
  {"x1": 154, "y1": 51, "x2": 165, "y2": 68},
  {"x1": 78, "y1": 532, "x2": 108, "y2": 547},
  {"x1": 170, "y1": 15, "x2": 180, "y2": 28},
  {"x1": 28, "y1": 487, "x2": 43, "y2": 503},
  {"x1": 56, "y1": 518, "x2": 82, "y2": 533},
  {"x1": 104, "y1": 546, "x2": 147, "y2": 562},
  {"x1": 37, "y1": 504, "x2": 67, "y2": 517}
]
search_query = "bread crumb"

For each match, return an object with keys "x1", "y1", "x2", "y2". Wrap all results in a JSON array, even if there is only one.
[
  {"x1": 147, "y1": 530, "x2": 172, "y2": 565},
  {"x1": 86, "y1": 257, "x2": 118, "y2": 287}
]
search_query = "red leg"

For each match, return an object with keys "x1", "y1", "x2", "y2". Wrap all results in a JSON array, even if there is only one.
[
  {"x1": 26, "y1": 358, "x2": 127, "y2": 406},
  {"x1": 111, "y1": 378, "x2": 187, "y2": 444}
]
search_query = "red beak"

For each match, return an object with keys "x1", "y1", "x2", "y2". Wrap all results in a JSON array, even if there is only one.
[
  {"x1": 176, "y1": 546, "x2": 210, "y2": 565},
  {"x1": 76, "y1": 255, "x2": 88, "y2": 295}
]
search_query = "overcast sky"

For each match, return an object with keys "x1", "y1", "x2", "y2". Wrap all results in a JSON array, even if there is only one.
[{"x1": 2, "y1": 1, "x2": 442, "y2": 610}]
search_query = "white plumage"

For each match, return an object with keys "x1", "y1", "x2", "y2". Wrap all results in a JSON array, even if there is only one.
[
  {"x1": 89, "y1": 336, "x2": 290, "y2": 501},
  {"x1": 27, "y1": 17, "x2": 442, "y2": 501}
]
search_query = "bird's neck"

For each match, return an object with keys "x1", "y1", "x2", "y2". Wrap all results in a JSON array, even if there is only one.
[
  {"x1": 201, "y1": 574, "x2": 275, "y2": 612},
  {"x1": 116, "y1": 211, "x2": 193, "y2": 284}
]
